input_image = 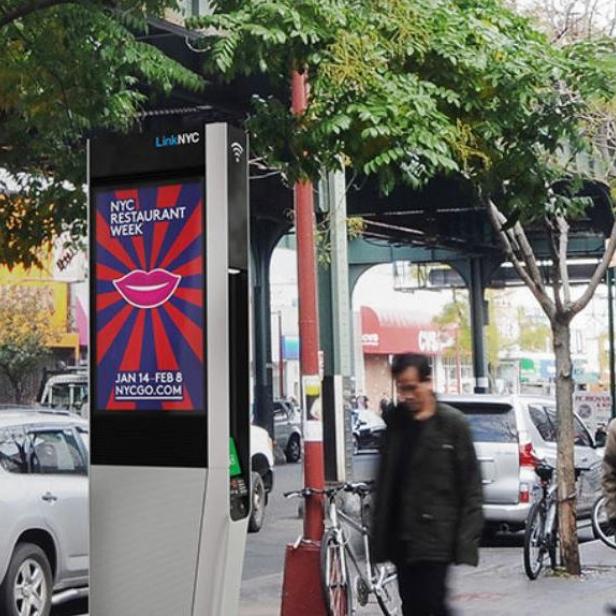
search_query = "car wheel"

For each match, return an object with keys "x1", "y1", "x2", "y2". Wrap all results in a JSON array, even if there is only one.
[
  {"x1": 285, "y1": 435, "x2": 302, "y2": 463},
  {"x1": 353, "y1": 435, "x2": 359, "y2": 455},
  {"x1": 248, "y1": 471, "x2": 266, "y2": 533},
  {"x1": 0, "y1": 542, "x2": 52, "y2": 616}
]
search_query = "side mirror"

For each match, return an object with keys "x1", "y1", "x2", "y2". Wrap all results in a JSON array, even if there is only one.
[{"x1": 595, "y1": 433, "x2": 607, "y2": 448}]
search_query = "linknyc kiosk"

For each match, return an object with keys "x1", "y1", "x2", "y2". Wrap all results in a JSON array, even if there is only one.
[{"x1": 88, "y1": 120, "x2": 250, "y2": 615}]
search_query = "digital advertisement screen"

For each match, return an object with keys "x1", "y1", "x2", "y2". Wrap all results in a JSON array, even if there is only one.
[{"x1": 94, "y1": 179, "x2": 205, "y2": 413}]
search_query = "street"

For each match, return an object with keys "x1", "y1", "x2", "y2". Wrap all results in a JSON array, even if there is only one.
[
  {"x1": 53, "y1": 450, "x2": 615, "y2": 616},
  {"x1": 51, "y1": 454, "x2": 378, "y2": 616},
  {"x1": 5, "y1": 1, "x2": 616, "y2": 614},
  {"x1": 240, "y1": 453, "x2": 615, "y2": 616}
]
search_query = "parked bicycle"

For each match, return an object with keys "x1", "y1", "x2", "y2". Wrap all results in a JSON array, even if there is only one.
[
  {"x1": 591, "y1": 494, "x2": 616, "y2": 549},
  {"x1": 523, "y1": 461, "x2": 589, "y2": 580},
  {"x1": 284, "y1": 482, "x2": 401, "y2": 616}
]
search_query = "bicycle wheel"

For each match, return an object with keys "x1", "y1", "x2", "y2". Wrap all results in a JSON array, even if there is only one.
[
  {"x1": 373, "y1": 563, "x2": 402, "y2": 615},
  {"x1": 547, "y1": 507, "x2": 558, "y2": 570},
  {"x1": 524, "y1": 502, "x2": 547, "y2": 580},
  {"x1": 321, "y1": 529, "x2": 353, "y2": 616},
  {"x1": 540, "y1": 499, "x2": 559, "y2": 570},
  {"x1": 592, "y1": 495, "x2": 616, "y2": 549}
]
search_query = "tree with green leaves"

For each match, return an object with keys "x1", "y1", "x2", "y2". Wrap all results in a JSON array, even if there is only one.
[
  {"x1": 0, "y1": 0, "x2": 203, "y2": 267},
  {"x1": 433, "y1": 290, "x2": 472, "y2": 352},
  {"x1": 0, "y1": 285, "x2": 59, "y2": 403},
  {"x1": 517, "y1": 307, "x2": 552, "y2": 352},
  {"x1": 190, "y1": 0, "x2": 616, "y2": 573},
  {"x1": 433, "y1": 289, "x2": 504, "y2": 381}
]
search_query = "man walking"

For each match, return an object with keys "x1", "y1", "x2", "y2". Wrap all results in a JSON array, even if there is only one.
[
  {"x1": 602, "y1": 420, "x2": 616, "y2": 615},
  {"x1": 603, "y1": 419, "x2": 616, "y2": 518},
  {"x1": 371, "y1": 353, "x2": 483, "y2": 616}
]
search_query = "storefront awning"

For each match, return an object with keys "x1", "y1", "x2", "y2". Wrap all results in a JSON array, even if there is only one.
[
  {"x1": 76, "y1": 295, "x2": 89, "y2": 347},
  {"x1": 360, "y1": 306, "x2": 441, "y2": 355}
]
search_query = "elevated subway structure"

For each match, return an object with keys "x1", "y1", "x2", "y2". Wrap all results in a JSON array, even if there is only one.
[{"x1": 253, "y1": 174, "x2": 613, "y2": 411}]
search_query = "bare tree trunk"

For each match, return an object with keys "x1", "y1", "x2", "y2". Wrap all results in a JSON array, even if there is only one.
[
  {"x1": 552, "y1": 317, "x2": 581, "y2": 575},
  {"x1": 485, "y1": 197, "x2": 616, "y2": 576},
  {"x1": 11, "y1": 374, "x2": 23, "y2": 404},
  {"x1": 15, "y1": 380, "x2": 24, "y2": 404}
]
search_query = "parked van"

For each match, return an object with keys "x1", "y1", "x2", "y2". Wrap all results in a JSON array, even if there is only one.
[{"x1": 39, "y1": 372, "x2": 88, "y2": 416}]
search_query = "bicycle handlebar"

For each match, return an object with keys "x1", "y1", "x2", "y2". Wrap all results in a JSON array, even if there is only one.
[
  {"x1": 283, "y1": 487, "x2": 324, "y2": 499},
  {"x1": 284, "y1": 481, "x2": 375, "y2": 500}
]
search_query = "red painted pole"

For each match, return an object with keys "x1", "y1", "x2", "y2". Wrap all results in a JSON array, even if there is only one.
[{"x1": 280, "y1": 69, "x2": 327, "y2": 616}]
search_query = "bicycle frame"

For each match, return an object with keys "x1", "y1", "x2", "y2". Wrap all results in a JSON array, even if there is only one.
[
  {"x1": 545, "y1": 487, "x2": 558, "y2": 534},
  {"x1": 327, "y1": 497, "x2": 396, "y2": 596},
  {"x1": 285, "y1": 483, "x2": 399, "y2": 613},
  {"x1": 538, "y1": 476, "x2": 558, "y2": 536}
]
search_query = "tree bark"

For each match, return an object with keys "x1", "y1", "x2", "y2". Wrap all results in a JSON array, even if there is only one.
[
  {"x1": 4, "y1": 369, "x2": 23, "y2": 404},
  {"x1": 484, "y1": 197, "x2": 613, "y2": 576},
  {"x1": 15, "y1": 381, "x2": 23, "y2": 404},
  {"x1": 552, "y1": 317, "x2": 581, "y2": 575}
]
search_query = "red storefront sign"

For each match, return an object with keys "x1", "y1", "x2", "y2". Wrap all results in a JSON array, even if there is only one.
[{"x1": 360, "y1": 306, "x2": 441, "y2": 355}]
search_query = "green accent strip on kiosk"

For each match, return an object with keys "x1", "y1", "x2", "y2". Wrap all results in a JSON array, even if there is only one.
[{"x1": 229, "y1": 437, "x2": 242, "y2": 477}]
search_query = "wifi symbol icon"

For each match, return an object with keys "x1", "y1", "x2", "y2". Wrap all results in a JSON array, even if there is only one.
[{"x1": 230, "y1": 142, "x2": 244, "y2": 162}]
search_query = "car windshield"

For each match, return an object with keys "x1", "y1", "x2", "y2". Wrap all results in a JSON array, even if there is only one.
[{"x1": 448, "y1": 403, "x2": 518, "y2": 443}]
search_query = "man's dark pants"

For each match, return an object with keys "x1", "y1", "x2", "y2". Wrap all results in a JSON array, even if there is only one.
[{"x1": 395, "y1": 561, "x2": 452, "y2": 616}]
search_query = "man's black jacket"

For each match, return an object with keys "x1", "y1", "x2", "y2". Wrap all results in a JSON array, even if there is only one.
[{"x1": 371, "y1": 401, "x2": 483, "y2": 566}]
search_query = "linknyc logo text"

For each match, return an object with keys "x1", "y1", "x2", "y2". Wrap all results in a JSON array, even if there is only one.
[{"x1": 154, "y1": 132, "x2": 200, "y2": 148}]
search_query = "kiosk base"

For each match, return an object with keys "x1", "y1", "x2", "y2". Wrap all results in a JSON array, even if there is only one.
[
  {"x1": 280, "y1": 541, "x2": 327, "y2": 616},
  {"x1": 90, "y1": 466, "x2": 207, "y2": 616}
]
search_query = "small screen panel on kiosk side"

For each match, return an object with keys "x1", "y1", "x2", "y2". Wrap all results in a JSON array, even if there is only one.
[{"x1": 95, "y1": 179, "x2": 205, "y2": 413}]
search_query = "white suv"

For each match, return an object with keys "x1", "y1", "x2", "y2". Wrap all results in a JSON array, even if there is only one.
[
  {"x1": 0, "y1": 409, "x2": 89, "y2": 616},
  {"x1": 249, "y1": 424, "x2": 275, "y2": 533},
  {"x1": 0, "y1": 410, "x2": 274, "y2": 616}
]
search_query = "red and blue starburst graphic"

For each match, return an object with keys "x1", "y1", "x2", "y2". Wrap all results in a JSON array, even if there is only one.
[{"x1": 95, "y1": 180, "x2": 205, "y2": 412}]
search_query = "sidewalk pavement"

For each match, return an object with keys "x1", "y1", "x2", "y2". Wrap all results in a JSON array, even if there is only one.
[{"x1": 239, "y1": 539, "x2": 616, "y2": 616}]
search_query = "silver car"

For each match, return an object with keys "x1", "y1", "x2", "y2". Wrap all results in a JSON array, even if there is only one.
[
  {"x1": 273, "y1": 400, "x2": 302, "y2": 463},
  {"x1": 0, "y1": 410, "x2": 89, "y2": 616},
  {"x1": 440, "y1": 394, "x2": 603, "y2": 534}
]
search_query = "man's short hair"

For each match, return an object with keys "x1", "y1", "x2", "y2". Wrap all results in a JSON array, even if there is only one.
[{"x1": 390, "y1": 353, "x2": 431, "y2": 381}]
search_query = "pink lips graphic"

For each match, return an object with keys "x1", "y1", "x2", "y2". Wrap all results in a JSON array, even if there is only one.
[{"x1": 113, "y1": 269, "x2": 181, "y2": 309}]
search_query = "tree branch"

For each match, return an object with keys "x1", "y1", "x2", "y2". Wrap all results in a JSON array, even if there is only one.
[
  {"x1": 510, "y1": 220, "x2": 550, "y2": 298},
  {"x1": 557, "y1": 216, "x2": 571, "y2": 306},
  {"x1": 485, "y1": 198, "x2": 556, "y2": 320},
  {"x1": 493, "y1": 202, "x2": 552, "y2": 305},
  {"x1": 570, "y1": 220, "x2": 616, "y2": 315},
  {"x1": 0, "y1": 0, "x2": 79, "y2": 28},
  {"x1": 546, "y1": 216, "x2": 564, "y2": 313}
]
